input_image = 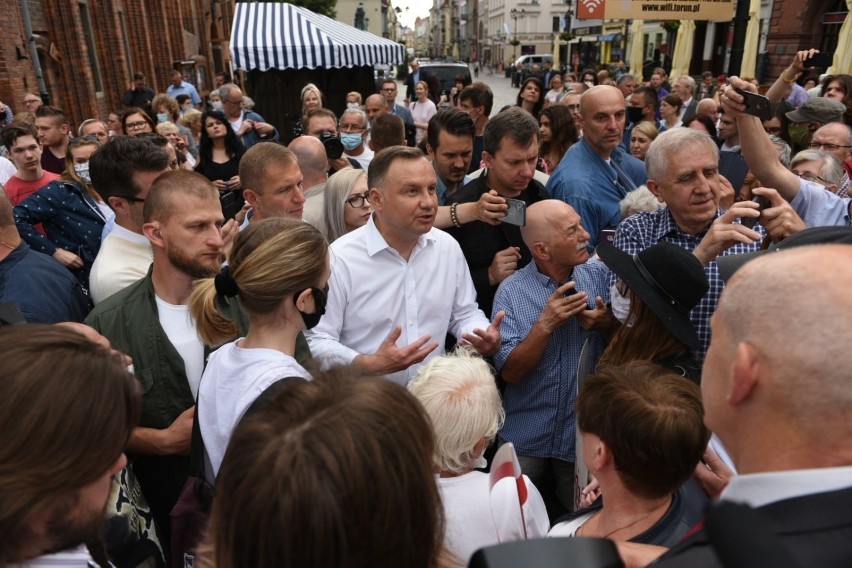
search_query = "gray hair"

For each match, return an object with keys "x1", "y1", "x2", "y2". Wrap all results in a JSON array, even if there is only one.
[
  {"x1": 619, "y1": 185, "x2": 664, "y2": 218},
  {"x1": 646, "y1": 128, "x2": 719, "y2": 181},
  {"x1": 616, "y1": 74, "x2": 636, "y2": 86},
  {"x1": 322, "y1": 169, "x2": 368, "y2": 242},
  {"x1": 790, "y1": 149, "x2": 844, "y2": 186},
  {"x1": 676, "y1": 75, "x2": 696, "y2": 95},
  {"x1": 218, "y1": 83, "x2": 241, "y2": 101},
  {"x1": 768, "y1": 134, "x2": 792, "y2": 168},
  {"x1": 341, "y1": 107, "x2": 368, "y2": 128},
  {"x1": 408, "y1": 348, "x2": 505, "y2": 474}
]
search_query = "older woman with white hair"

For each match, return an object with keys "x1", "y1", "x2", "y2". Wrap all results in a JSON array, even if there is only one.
[{"x1": 408, "y1": 349, "x2": 549, "y2": 566}]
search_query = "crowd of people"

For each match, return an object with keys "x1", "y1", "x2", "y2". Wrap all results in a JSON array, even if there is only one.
[{"x1": 1, "y1": 49, "x2": 852, "y2": 568}]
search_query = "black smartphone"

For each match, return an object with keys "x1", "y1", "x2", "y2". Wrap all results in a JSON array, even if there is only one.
[
  {"x1": 741, "y1": 194, "x2": 769, "y2": 229},
  {"x1": 220, "y1": 190, "x2": 241, "y2": 221},
  {"x1": 734, "y1": 88, "x2": 772, "y2": 121},
  {"x1": 806, "y1": 52, "x2": 833, "y2": 70}
]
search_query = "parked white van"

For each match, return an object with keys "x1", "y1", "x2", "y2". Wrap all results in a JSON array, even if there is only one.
[{"x1": 514, "y1": 54, "x2": 554, "y2": 70}]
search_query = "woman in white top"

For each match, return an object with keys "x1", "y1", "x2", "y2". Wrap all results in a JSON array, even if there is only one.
[
  {"x1": 409, "y1": 80, "x2": 437, "y2": 144},
  {"x1": 658, "y1": 93, "x2": 683, "y2": 131},
  {"x1": 408, "y1": 349, "x2": 549, "y2": 566},
  {"x1": 544, "y1": 74, "x2": 566, "y2": 105},
  {"x1": 189, "y1": 218, "x2": 330, "y2": 478}
]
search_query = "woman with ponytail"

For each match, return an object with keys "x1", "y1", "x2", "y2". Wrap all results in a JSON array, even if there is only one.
[{"x1": 189, "y1": 217, "x2": 329, "y2": 478}]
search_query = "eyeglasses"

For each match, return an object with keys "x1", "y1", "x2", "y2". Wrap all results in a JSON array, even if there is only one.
[
  {"x1": 339, "y1": 123, "x2": 366, "y2": 133},
  {"x1": 794, "y1": 171, "x2": 829, "y2": 185},
  {"x1": 345, "y1": 192, "x2": 371, "y2": 208},
  {"x1": 70, "y1": 135, "x2": 99, "y2": 144},
  {"x1": 808, "y1": 142, "x2": 852, "y2": 152},
  {"x1": 223, "y1": 98, "x2": 243, "y2": 106},
  {"x1": 23, "y1": 98, "x2": 40, "y2": 105},
  {"x1": 126, "y1": 120, "x2": 150, "y2": 131}
]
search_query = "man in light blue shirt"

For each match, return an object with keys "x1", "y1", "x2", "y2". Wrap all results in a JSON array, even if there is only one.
[{"x1": 165, "y1": 70, "x2": 202, "y2": 108}]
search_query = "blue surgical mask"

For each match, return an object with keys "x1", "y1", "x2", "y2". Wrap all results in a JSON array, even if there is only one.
[
  {"x1": 157, "y1": 113, "x2": 169, "y2": 123},
  {"x1": 340, "y1": 132, "x2": 363, "y2": 151},
  {"x1": 74, "y1": 162, "x2": 91, "y2": 184}
]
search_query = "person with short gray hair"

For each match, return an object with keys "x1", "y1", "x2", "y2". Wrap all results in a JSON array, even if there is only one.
[
  {"x1": 340, "y1": 107, "x2": 373, "y2": 169},
  {"x1": 790, "y1": 149, "x2": 844, "y2": 193},
  {"x1": 673, "y1": 75, "x2": 698, "y2": 124}
]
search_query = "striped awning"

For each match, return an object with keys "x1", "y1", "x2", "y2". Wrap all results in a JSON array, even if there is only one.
[{"x1": 230, "y1": 2, "x2": 406, "y2": 71}]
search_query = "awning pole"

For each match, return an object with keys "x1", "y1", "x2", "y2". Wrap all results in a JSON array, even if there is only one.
[{"x1": 18, "y1": 0, "x2": 50, "y2": 105}]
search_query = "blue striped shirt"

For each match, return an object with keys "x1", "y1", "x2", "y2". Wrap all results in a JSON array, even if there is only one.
[
  {"x1": 493, "y1": 260, "x2": 610, "y2": 462},
  {"x1": 613, "y1": 207, "x2": 765, "y2": 361}
]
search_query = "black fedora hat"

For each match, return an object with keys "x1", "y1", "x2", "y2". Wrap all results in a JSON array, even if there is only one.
[{"x1": 598, "y1": 242, "x2": 709, "y2": 349}]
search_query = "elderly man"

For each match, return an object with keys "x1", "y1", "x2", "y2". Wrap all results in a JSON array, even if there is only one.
[
  {"x1": 78, "y1": 118, "x2": 110, "y2": 144},
  {"x1": 303, "y1": 108, "x2": 361, "y2": 172},
  {"x1": 725, "y1": 77, "x2": 852, "y2": 227},
  {"x1": 673, "y1": 75, "x2": 698, "y2": 124},
  {"x1": 785, "y1": 96, "x2": 846, "y2": 149},
  {"x1": 612, "y1": 127, "x2": 807, "y2": 359},
  {"x1": 547, "y1": 85, "x2": 648, "y2": 247},
  {"x1": 616, "y1": 74, "x2": 637, "y2": 99},
  {"x1": 493, "y1": 199, "x2": 613, "y2": 520},
  {"x1": 446, "y1": 108, "x2": 549, "y2": 316},
  {"x1": 340, "y1": 107, "x2": 374, "y2": 169},
  {"x1": 651, "y1": 245, "x2": 852, "y2": 566},
  {"x1": 240, "y1": 142, "x2": 306, "y2": 224},
  {"x1": 696, "y1": 98, "x2": 721, "y2": 124},
  {"x1": 809, "y1": 122, "x2": 852, "y2": 196},
  {"x1": 0, "y1": 325, "x2": 139, "y2": 566},
  {"x1": 218, "y1": 83, "x2": 278, "y2": 148},
  {"x1": 86, "y1": 170, "x2": 243, "y2": 550},
  {"x1": 305, "y1": 146, "x2": 503, "y2": 386}
]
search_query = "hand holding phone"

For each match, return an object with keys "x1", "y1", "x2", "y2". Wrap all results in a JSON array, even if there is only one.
[
  {"x1": 501, "y1": 198, "x2": 527, "y2": 226},
  {"x1": 734, "y1": 88, "x2": 772, "y2": 121},
  {"x1": 740, "y1": 194, "x2": 769, "y2": 229}
]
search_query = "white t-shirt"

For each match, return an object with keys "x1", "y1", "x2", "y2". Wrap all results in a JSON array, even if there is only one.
[
  {"x1": 155, "y1": 296, "x2": 205, "y2": 397},
  {"x1": 548, "y1": 510, "x2": 595, "y2": 537},
  {"x1": 198, "y1": 340, "x2": 311, "y2": 478},
  {"x1": 438, "y1": 471, "x2": 549, "y2": 564},
  {"x1": 0, "y1": 156, "x2": 16, "y2": 185},
  {"x1": 345, "y1": 145, "x2": 374, "y2": 170}
]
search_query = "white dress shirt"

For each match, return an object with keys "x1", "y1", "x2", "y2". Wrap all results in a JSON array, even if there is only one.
[
  {"x1": 305, "y1": 215, "x2": 490, "y2": 385},
  {"x1": 720, "y1": 465, "x2": 852, "y2": 508}
]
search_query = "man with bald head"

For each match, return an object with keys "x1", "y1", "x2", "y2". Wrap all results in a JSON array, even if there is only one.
[
  {"x1": 652, "y1": 244, "x2": 852, "y2": 566},
  {"x1": 547, "y1": 85, "x2": 647, "y2": 247},
  {"x1": 696, "y1": 98, "x2": 720, "y2": 124},
  {"x1": 364, "y1": 94, "x2": 389, "y2": 124},
  {"x1": 288, "y1": 135, "x2": 329, "y2": 228},
  {"x1": 493, "y1": 199, "x2": 613, "y2": 520}
]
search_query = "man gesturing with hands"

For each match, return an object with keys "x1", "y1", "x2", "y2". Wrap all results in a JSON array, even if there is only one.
[
  {"x1": 306, "y1": 146, "x2": 502, "y2": 386},
  {"x1": 493, "y1": 200, "x2": 614, "y2": 520}
]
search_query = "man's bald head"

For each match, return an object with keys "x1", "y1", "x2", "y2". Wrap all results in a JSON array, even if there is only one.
[
  {"x1": 364, "y1": 94, "x2": 389, "y2": 123},
  {"x1": 522, "y1": 200, "x2": 569, "y2": 249},
  {"x1": 288, "y1": 135, "x2": 328, "y2": 187},
  {"x1": 579, "y1": 85, "x2": 625, "y2": 116},
  {"x1": 709, "y1": 245, "x2": 852, "y2": 452},
  {"x1": 521, "y1": 200, "x2": 589, "y2": 270},
  {"x1": 696, "y1": 98, "x2": 719, "y2": 121}
]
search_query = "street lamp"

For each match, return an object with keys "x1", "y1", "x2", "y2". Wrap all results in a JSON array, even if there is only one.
[{"x1": 510, "y1": 8, "x2": 525, "y2": 61}]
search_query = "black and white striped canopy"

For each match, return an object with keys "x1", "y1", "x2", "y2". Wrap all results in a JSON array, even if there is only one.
[{"x1": 230, "y1": 2, "x2": 406, "y2": 71}]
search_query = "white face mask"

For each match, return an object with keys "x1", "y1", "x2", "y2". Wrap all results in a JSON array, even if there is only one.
[
  {"x1": 610, "y1": 282, "x2": 635, "y2": 327},
  {"x1": 346, "y1": 102, "x2": 360, "y2": 110},
  {"x1": 74, "y1": 162, "x2": 91, "y2": 184}
]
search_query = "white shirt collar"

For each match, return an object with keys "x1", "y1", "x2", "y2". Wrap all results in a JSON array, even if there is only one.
[
  {"x1": 364, "y1": 214, "x2": 436, "y2": 258},
  {"x1": 720, "y1": 465, "x2": 852, "y2": 508},
  {"x1": 110, "y1": 223, "x2": 150, "y2": 245}
]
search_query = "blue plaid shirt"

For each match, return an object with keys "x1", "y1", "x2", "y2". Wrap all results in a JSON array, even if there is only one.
[
  {"x1": 613, "y1": 207, "x2": 765, "y2": 361},
  {"x1": 493, "y1": 260, "x2": 610, "y2": 463}
]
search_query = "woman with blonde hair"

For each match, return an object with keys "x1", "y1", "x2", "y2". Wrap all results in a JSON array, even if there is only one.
[
  {"x1": 410, "y1": 80, "x2": 438, "y2": 143},
  {"x1": 629, "y1": 121, "x2": 660, "y2": 162},
  {"x1": 301, "y1": 83, "x2": 324, "y2": 116},
  {"x1": 190, "y1": 217, "x2": 329, "y2": 478},
  {"x1": 321, "y1": 168, "x2": 372, "y2": 242}
]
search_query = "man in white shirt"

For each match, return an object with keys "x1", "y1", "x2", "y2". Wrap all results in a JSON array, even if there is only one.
[
  {"x1": 651, "y1": 244, "x2": 852, "y2": 567},
  {"x1": 0, "y1": 324, "x2": 138, "y2": 566},
  {"x1": 88, "y1": 136, "x2": 170, "y2": 304},
  {"x1": 306, "y1": 146, "x2": 503, "y2": 385}
]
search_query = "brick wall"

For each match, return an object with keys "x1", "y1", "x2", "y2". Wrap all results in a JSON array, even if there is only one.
[{"x1": 0, "y1": 0, "x2": 234, "y2": 130}]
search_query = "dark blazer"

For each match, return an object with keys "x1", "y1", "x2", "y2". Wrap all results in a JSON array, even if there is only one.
[
  {"x1": 445, "y1": 173, "x2": 550, "y2": 316},
  {"x1": 655, "y1": 486, "x2": 852, "y2": 568},
  {"x1": 405, "y1": 69, "x2": 431, "y2": 101},
  {"x1": 682, "y1": 98, "x2": 699, "y2": 125}
]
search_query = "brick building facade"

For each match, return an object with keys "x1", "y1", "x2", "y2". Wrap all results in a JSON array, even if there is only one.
[{"x1": 0, "y1": 0, "x2": 235, "y2": 131}]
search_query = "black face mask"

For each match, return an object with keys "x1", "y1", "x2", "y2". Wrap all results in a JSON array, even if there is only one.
[
  {"x1": 296, "y1": 285, "x2": 328, "y2": 329},
  {"x1": 627, "y1": 106, "x2": 645, "y2": 124}
]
